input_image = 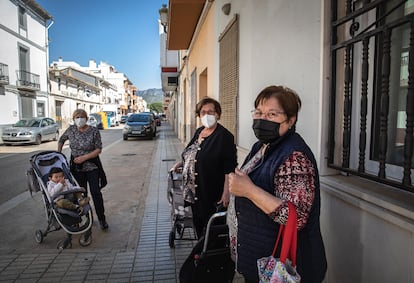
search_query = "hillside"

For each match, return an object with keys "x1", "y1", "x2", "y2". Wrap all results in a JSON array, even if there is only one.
[{"x1": 137, "y1": 88, "x2": 163, "y2": 104}]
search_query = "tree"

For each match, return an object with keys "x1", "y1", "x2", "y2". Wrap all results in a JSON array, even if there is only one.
[{"x1": 149, "y1": 102, "x2": 163, "y2": 114}]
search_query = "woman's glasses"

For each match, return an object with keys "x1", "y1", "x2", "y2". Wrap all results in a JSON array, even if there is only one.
[
  {"x1": 200, "y1": 110, "x2": 216, "y2": 116},
  {"x1": 251, "y1": 109, "x2": 285, "y2": 121}
]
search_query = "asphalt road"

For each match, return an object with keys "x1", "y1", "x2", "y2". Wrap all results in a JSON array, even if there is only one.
[{"x1": 0, "y1": 125, "x2": 158, "y2": 252}]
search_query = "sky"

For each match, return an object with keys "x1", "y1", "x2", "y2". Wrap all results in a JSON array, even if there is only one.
[{"x1": 36, "y1": 0, "x2": 167, "y2": 90}]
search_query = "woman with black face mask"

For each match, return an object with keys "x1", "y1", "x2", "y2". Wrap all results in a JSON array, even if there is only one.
[{"x1": 228, "y1": 86, "x2": 327, "y2": 283}]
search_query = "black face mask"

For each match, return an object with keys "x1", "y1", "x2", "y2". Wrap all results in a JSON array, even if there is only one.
[{"x1": 252, "y1": 119, "x2": 282, "y2": 144}]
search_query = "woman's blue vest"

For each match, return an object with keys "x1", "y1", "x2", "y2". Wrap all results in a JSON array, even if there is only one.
[{"x1": 235, "y1": 130, "x2": 327, "y2": 282}]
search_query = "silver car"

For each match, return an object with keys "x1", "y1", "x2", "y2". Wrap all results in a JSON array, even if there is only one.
[{"x1": 2, "y1": 118, "x2": 59, "y2": 145}]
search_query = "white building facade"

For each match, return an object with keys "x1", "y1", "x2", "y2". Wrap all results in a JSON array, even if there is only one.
[
  {"x1": 84, "y1": 60, "x2": 122, "y2": 106},
  {"x1": 48, "y1": 65, "x2": 104, "y2": 129},
  {"x1": 0, "y1": 0, "x2": 52, "y2": 127}
]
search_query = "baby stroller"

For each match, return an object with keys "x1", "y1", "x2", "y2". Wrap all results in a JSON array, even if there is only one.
[
  {"x1": 179, "y1": 211, "x2": 235, "y2": 283},
  {"x1": 167, "y1": 168, "x2": 197, "y2": 248},
  {"x1": 27, "y1": 150, "x2": 93, "y2": 249}
]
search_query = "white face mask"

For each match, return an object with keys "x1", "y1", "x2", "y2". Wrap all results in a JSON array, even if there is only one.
[
  {"x1": 201, "y1": 114, "x2": 217, "y2": 128},
  {"x1": 75, "y1": 117, "x2": 87, "y2": 128}
]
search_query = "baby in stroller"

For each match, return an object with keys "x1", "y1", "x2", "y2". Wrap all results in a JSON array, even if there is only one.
[
  {"x1": 28, "y1": 151, "x2": 93, "y2": 249},
  {"x1": 47, "y1": 167, "x2": 90, "y2": 214}
]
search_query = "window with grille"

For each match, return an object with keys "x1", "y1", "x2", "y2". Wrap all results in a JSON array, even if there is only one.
[{"x1": 329, "y1": 0, "x2": 414, "y2": 192}]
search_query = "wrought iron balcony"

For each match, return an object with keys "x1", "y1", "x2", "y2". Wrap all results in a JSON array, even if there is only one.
[
  {"x1": 0, "y1": 63, "x2": 9, "y2": 85},
  {"x1": 16, "y1": 70, "x2": 40, "y2": 91}
]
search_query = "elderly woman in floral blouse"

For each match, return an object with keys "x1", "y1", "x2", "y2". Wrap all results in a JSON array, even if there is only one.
[
  {"x1": 58, "y1": 109, "x2": 108, "y2": 231},
  {"x1": 172, "y1": 97, "x2": 237, "y2": 238},
  {"x1": 229, "y1": 86, "x2": 327, "y2": 283}
]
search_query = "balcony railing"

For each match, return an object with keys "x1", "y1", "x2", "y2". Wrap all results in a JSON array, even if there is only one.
[
  {"x1": 16, "y1": 70, "x2": 40, "y2": 91},
  {"x1": 0, "y1": 63, "x2": 9, "y2": 85}
]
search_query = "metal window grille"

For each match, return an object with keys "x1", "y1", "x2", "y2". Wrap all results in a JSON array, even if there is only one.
[{"x1": 329, "y1": 0, "x2": 414, "y2": 192}]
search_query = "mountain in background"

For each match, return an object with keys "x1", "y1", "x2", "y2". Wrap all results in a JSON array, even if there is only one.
[{"x1": 137, "y1": 88, "x2": 163, "y2": 104}]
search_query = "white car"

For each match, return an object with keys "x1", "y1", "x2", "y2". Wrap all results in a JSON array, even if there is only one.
[
  {"x1": 87, "y1": 116, "x2": 98, "y2": 127},
  {"x1": 103, "y1": 111, "x2": 119, "y2": 127}
]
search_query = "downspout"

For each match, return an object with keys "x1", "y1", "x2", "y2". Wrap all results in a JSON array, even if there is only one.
[{"x1": 45, "y1": 19, "x2": 54, "y2": 118}]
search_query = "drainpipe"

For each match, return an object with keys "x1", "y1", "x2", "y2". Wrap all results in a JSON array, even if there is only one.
[{"x1": 45, "y1": 19, "x2": 54, "y2": 118}]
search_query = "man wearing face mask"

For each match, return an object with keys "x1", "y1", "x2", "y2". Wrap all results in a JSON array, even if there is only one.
[
  {"x1": 228, "y1": 86, "x2": 327, "y2": 283},
  {"x1": 58, "y1": 109, "x2": 109, "y2": 231},
  {"x1": 171, "y1": 97, "x2": 237, "y2": 238}
]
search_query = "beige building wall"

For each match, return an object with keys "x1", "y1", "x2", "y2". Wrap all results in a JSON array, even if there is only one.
[{"x1": 179, "y1": 3, "x2": 215, "y2": 145}]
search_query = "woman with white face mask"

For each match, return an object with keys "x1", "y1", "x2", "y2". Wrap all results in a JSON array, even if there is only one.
[
  {"x1": 171, "y1": 97, "x2": 237, "y2": 239},
  {"x1": 58, "y1": 109, "x2": 109, "y2": 231}
]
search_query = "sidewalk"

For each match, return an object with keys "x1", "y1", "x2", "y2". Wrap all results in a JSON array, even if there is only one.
[{"x1": 0, "y1": 124, "x2": 196, "y2": 282}]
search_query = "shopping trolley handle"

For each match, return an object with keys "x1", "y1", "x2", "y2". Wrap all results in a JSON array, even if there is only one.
[
  {"x1": 169, "y1": 167, "x2": 183, "y2": 181},
  {"x1": 202, "y1": 211, "x2": 227, "y2": 252}
]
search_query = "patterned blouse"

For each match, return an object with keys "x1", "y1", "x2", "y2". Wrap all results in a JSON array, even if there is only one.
[
  {"x1": 181, "y1": 139, "x2": 200, "y2": 203},
  {"x1": 59, "y1": 125, "x2": 102, "y2": 172},
  {"x1": 228, "y1": 147, "x2": 316, "y2": 260}
]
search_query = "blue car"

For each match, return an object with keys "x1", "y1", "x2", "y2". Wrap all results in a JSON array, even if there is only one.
[{"x1": 122, "y1": 113, "x2": 156, "y2": 140}]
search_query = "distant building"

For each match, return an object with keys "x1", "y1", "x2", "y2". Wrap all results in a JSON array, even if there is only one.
[
  {"x1": 52, "y1": 58, "x2": 142, "y2": 116},
  {"x1": 48, "y1": 64, "x2": 103, "y2": 129}
]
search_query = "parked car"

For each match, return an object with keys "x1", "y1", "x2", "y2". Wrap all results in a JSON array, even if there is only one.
[
  {"x1": 87, "y1": 116, "x2": 98, "y2": 127},
  {"x1": 141, "y1": 111, "x2": 158, "y2": 129},
  {"x1": 122, "y1": 113, "x2": 156, "y2": 140},
  {"x1": 89, "y1": 113, "x2": 104, "y2": 129},
  {"x1": 1, "y1": 117, "x2": 59, "y2": 145},
  {"x1": 120, "y1": 115, "x2": 128, "y2": 124}
]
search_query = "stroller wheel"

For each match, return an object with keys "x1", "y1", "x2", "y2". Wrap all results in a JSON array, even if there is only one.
[
  {"x1": 35, "y1": 230, "x2": 43, "y2": 244},
  {"x1": 79, "y1": 232, "x2": 92, "y2": 247},
  {"x1": 169, "y1": 231, "x2": 175, "y2": 248},
  {"x1": 57, "y1": 238, "x2": 72, "y2": 250}
]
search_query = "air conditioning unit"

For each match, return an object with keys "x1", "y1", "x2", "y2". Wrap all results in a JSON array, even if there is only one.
[
  {"x1": 167, "y1": 76, "x2": 178, "y2": 86},
  {"x1": 161, "y1": 67, "x2": 179, "y2": 91}
]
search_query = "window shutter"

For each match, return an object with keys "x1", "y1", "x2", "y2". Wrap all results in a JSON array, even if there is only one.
[{"x1": 219, "y1": 16, "x2": 239, "y2": 142}]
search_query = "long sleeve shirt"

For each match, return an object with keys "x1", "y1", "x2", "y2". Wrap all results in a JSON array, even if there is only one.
[{"x1": 46, "y1": 179, "x2": 74, "y2": 200}]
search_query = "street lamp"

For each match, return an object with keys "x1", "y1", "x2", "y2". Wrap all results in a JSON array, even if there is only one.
[{"x1": 159, "y1": 4, "x2": 168, "y2": 33}]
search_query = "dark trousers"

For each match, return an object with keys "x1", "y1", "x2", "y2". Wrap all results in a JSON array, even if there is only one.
[{"x1": 72, "y1": 169, "x2": 106, "y2": 222}]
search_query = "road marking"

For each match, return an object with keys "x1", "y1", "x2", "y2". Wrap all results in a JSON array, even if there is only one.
[{"x1": 0, "y1": 190, "x2": 33, "y2": 215}]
